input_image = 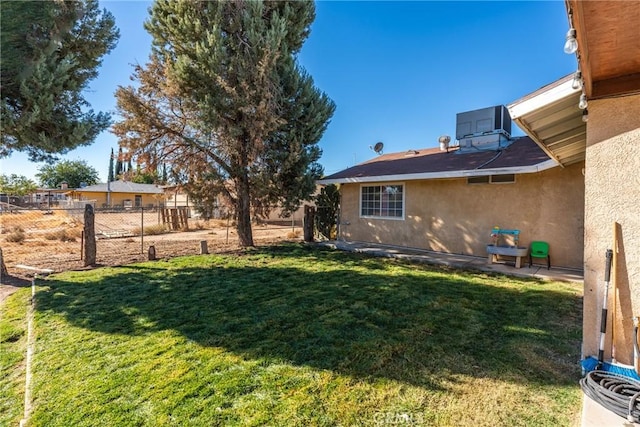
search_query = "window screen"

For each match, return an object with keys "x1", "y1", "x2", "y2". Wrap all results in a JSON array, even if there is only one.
[{"x1": 361, "y1": 185, "x2": 404, "y2": 218}]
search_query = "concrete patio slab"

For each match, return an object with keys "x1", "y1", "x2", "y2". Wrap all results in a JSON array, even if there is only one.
[{"x1": 316, "y1": 240, "x2": 583, "y2": 283}]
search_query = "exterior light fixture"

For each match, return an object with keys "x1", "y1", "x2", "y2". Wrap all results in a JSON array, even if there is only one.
[
  {"x1": 579, "y1": 93, "x2": 588, "y2": 110},
  {"x1": 582, "y1": 109, "x2": 589, "y2": 123},
  {"x1": 572, "y1": 71, "x2": 583, "y2": 90},
  {"x1": 564, "y1": 28, "x2": 578, "y2": 54}
]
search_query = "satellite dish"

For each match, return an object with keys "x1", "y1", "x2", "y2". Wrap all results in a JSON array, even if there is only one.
[{"x1": 373, "y1": 142, "x2": 384, "y2": 154}]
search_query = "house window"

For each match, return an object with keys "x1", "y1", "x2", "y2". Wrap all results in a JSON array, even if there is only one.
[
  {"x1": 467, "y1": 174, "x2": 515, "y2": 184},
  {"x1": 360, "y1": 184, "x2": 404, "y2": 219},
  {"x1": 134, "y1": 195, "x2": 142, "y2": 207}
]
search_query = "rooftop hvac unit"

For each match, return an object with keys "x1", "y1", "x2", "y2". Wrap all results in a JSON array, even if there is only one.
[
  {"x1": 457, "y1": 132, "x2": 511, "y2": 153},
  {"x1": 455, "y1": 105, "x2": 511, "y2": 140}
]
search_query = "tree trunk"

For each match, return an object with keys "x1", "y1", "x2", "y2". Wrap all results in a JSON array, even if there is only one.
[{"x1": 235, "y1": 174, "x2": 254, "y2": 247}]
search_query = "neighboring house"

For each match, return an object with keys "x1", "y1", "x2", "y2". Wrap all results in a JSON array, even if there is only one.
[
  {"x1": 510, "y1": 1, "x2": 640, "y2": 379},
  {"x1": 161, "y1": 185, "x2": 205, "y2": 218},
  {"x1": 26, "y1": 188, "x2": 70, "y2": 207},
  {"x1": 0, "y1": 188, "x2": 69, "y2": 207},
  {"x1": 161, "y1": 184, "x2": 317, "y2": 222},
  {"x1": 318, "y1": 114, "x2": 585, "y2": 269},
  {"x1": 263, "y1": 203, "x2": 311, "y2": 225},
  {"x1": 70, "y1": 181, "x2": 165, "y2": 208}
]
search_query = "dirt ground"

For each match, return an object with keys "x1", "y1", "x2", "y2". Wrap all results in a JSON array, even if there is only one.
[{"x1": 0, "y1": 209, "x2": 302, "y2": 302}]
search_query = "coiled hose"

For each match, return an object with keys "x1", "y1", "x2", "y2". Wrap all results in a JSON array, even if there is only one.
[{"x1": 580, "y1": 370, "x2": 640, "y2": 422}]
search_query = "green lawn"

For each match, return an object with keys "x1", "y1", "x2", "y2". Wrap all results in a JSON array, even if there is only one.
[{"x1": 2, "y1": 244, "x2": 583, "y2": 426}]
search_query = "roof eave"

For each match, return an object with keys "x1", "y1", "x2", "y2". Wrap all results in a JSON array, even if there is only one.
[
  {"x1": 317, "y1": 159, "x2": 558, "y2": 185},
  {"x1": 507, "y1": 77, "x2": 586, "y2": 167}
]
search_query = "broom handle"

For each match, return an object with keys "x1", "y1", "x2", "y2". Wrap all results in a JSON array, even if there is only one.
[
  {"x1": 612, "y1": 223, "x2": 618, "y2": 361},
  {"x1": 598, "y1": 249, "x2": 613, "y2": 364},
  {"x1": 634, "y1": 317, "x2": 640, "y2": 375}
]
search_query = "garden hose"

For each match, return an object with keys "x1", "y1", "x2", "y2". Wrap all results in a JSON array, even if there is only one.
[{"x1": 580, "y1": 370, "x2": 640, "y2": 422}]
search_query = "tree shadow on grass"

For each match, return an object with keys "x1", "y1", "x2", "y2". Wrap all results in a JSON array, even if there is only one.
[{"x1": 34, "y1": 244, "x2": 583, "y2": 390}]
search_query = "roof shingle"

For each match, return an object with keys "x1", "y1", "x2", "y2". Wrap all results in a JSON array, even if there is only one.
[{"x1": 320, "y1": 137, "x2": 553, "y2": 183}]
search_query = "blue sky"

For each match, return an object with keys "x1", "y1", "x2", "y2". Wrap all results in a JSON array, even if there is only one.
[{"x1": 1, "y1": 1, "x2": 577, "y2": 183}]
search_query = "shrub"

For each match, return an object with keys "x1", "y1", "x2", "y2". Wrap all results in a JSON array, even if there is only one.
[
  {"x1": 44, "y1": 229, "x2": 80, "y2": 242},
  {"x1": 132, "y1": 224, "x2": 167, "y2": 236},
  {"x1": 315, "y1": 184, "x2": 340, "y2": 240},
  {"x1": 286, "y1": 230, "x2": 301, "y2": 239},
  {"x1": 208, "y1": 219, "x2": 228, "y2": 228},
  {"x1": 44, "y1": 228, "x2": 82, "y2": 242},
  {"x1": 44, "y1": 232, "x2": 59, "y2": 241},
  {"x1": 5, "y1": 229, "x2": 25, "y2": 243},
  {"x1": 5, "y1": 225, "x2": 25, "y2": 234}
]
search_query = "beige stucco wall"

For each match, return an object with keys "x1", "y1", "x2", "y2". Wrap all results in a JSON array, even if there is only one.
[
  {"x1": 338, "y1": 162, "x2": 585, "y2": 269},
  {"x1": 582, "y1": 94, "x2": 640, "y2": 365},
  {"x1": 76, "y1": 191, "x2": 164, "y2": 207}
]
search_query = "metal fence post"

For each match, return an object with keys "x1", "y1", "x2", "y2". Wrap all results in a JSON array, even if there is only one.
[
  {"x1": 226, "y1": 214, "x2": 230, "y2": 244},
  {"x1": 141, "y1": 207, "x2": 144, "y2": 254}
]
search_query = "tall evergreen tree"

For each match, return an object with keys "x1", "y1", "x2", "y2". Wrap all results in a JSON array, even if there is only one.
[
  {"x1": 108, "y1": 148, "x2": 115, "y2": 182},
  {"x1": 114, "y1": 0, "x2": 334, "y2": 246},
  {"x1": 115, "y1": 147, "x2": 123, "y2": 177},
  {"x1": 0, "y1": 0, "x2": 119, "y2": 161},
  {"x1": 161, "y1": 163, "x2": 168, "y2": 185}
]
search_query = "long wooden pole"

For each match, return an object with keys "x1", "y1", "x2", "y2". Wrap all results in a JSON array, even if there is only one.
[
  {"x1": 612, "y1": 222, "x2": 618, "y2": 362},
  {"x1": 141, "y1": 207, "x2": 144, "y2": 254}
]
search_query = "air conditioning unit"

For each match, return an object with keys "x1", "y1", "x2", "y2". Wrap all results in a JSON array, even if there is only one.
[
  {"x1": 455, "y1": 105, "x2": 511, "y2": 140},
  {"x1": 458, "y1": 133, "x2": 511, "y2": 153}
]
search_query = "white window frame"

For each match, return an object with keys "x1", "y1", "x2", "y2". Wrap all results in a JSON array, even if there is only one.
[{"x1": 359, "y1": 183, "x2": 405, "y2": 220}]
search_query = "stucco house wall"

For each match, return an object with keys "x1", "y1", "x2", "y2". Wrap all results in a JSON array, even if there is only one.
[
  {"x1": 338, "y1": 162, "x2": 585, "y2": 269},
  {"x1": 75, "y1": 191, "x2": 163, "y2": 208},
  {"x1": 582, "y1": 94, "x2": 640, "y2": 365}
]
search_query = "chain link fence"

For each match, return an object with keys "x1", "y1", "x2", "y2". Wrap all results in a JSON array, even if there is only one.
[{"x1": 1, "y1": 205, "x2": 304, "y2": 276}]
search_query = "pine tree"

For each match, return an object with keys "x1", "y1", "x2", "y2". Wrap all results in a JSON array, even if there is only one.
[
  {"x1": 108, "y1": 148, "x2": 115, "y2": 182},
  {"x1": 115, "y1": 147, "x2": 123, "y2": 177},
  {"x1": 114, "y1": 0, "x2": 334, "y2": 246},
  {"x1": 0, "y1": 0, "x2": 119, "y2": 161},
  {"x1": 161, "y1": 163, "x2": 168, "y2": 184}
]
